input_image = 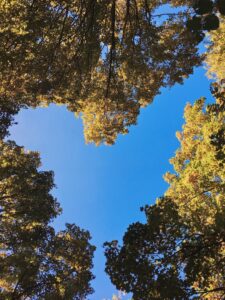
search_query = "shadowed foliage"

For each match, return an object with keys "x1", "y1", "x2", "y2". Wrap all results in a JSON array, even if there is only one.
[
  {"x1": 0, "y1": 140, "x2": 95, "y2": 299},
  {"x1": 104, "y1": 83, "x2": 225, "y2": 299}
]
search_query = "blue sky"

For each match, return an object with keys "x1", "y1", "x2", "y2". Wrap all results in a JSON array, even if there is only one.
[{"x1": 10, "y1": 66, "x2": 213, "y2": 300}]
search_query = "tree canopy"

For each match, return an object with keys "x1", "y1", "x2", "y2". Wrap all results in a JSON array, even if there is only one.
[
  {"x1": 0, "y1": 139, "x2": 96, "y2": 299},
  {"x1": 0, "y1": 0, "x2": 207, "y2": 144},
  {"x1": 104, "y1": 83, "x2": 225, "y2": 299},
  {"x1": 206, "y1": 17, "x2": 225, "y2": 81},
  {"x1": 1, "y1": 1, "x2": 225, "y2": 298}
]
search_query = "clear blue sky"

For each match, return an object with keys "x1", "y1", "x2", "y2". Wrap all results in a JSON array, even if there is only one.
[{"x1": 10, "y1": 66, "x2": 213, "y2": 300}]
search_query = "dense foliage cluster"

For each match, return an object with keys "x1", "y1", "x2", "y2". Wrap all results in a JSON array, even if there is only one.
[
  {"x1": 206, "y1": 17, "x2": 225, "y2": 81},
  {"x1": 187, "y1": 0, "x2": 225, "y2": 31},
  {"x1": 104, "y1": 84, "x2": 225, "y2": 299},
  {"x1": 0, "y1": 0, "x2": 206, "y2": 144},
  {"x1": 0, "y1": 138, "x2": 95, "y2": 298}
]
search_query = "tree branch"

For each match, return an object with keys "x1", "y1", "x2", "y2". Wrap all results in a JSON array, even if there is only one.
[{"x1": 106, "y1": 0, "x2": 116, "y2": 98}]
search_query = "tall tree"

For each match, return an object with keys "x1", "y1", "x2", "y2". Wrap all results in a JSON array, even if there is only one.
[
  {"x1": 164, "y1": 84, "x2": 225, "y2": 229},
  {"x1": 104, "y1": 84, "x2": 225, "y2": 299},
  {"x1": 0, "y1": 0, "x2": 205, "y2": 144},
  {"x1": 0, "y1": 140, "x2": 96, "y2": 299}
]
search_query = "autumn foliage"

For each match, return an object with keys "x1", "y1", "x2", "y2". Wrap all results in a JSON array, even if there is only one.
[
  {"x1": 0, "y1": 1, "x2": 224, "y2": 299},
  {"x1": 104, "y1": 84, "x2": 225, "y2": 299}
]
